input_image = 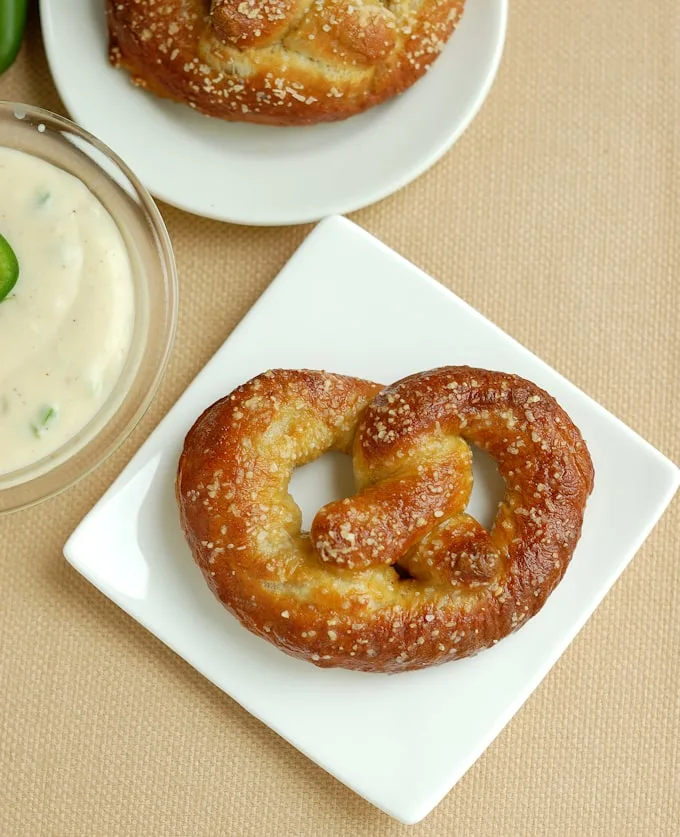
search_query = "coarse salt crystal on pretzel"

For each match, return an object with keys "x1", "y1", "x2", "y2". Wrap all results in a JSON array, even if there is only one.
[{"x1": 176, "y1": 367, "x2": 594, "y2": 673}]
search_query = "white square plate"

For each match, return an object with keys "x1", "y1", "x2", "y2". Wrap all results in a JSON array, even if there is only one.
[{"x1": 64, "y1": 216, "x2": 679, "y2": 824}]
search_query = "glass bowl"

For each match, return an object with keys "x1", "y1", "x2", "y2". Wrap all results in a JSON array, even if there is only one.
[{"x1": 0, "y1": 102, "x2": 178, "y2": 514}]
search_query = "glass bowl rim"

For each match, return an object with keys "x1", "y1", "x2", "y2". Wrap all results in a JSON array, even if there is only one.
[{"x1": 0, "y1": 100, "x2": 179, "y2": 514}]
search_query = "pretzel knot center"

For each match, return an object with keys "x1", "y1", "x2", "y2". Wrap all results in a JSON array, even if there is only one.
[{"x1": 312, "y1": 428, "x2": 500, "y2": 584}]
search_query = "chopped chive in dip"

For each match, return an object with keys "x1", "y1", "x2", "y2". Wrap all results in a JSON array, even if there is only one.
[
  {"x1": 0, "y1": 232, "x2": 19, "y2": 302},
  {"x1": 37, "y1": 190, "x2": 51, "y2": 207},
  {"x1": 31, "y1": 405, "x2": 58, "y2": 438}
]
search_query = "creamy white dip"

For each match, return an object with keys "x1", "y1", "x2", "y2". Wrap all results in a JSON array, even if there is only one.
[{"x1": 0, "y1": 147, "x2": 135, "y2": 476}]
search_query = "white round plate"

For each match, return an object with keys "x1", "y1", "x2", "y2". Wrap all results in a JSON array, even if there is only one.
[{"x1": 40, "y1": 0, "x2": 507, "y2": 226}]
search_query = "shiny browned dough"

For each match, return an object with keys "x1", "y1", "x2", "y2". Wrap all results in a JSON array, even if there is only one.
[
  {"x1": 106, "y1": 0, "x2": 466, "y2": 125},
  {"x1": 177, "y1": 367, "x2": 594, "y2": 673}
]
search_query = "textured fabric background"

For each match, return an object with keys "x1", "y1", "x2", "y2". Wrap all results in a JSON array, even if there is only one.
[{"x1": 1, "y1": 2, "x2": 678, "y2": 835}]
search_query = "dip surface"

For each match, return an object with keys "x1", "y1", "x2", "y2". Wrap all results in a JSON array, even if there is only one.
[{"x1": 0, "y1": 147, "x2": 134, "y2": 476}]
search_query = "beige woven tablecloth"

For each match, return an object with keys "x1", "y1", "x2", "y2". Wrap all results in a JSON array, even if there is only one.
[{"x1": 1, "y1": 2, "x2": 678, "y2": 835}]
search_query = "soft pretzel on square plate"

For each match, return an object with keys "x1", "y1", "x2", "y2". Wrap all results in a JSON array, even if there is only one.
[
  {"x1": 106, "y1": 0, "x2": 466, "y2": 125},
  {"x1": 176, "y1": 367, "x2": 594, "y2": 673}
]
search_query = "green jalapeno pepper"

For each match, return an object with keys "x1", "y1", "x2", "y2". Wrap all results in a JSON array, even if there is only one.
[
  {"x1": 0, "y1": 233, "x2": 19, "y2": 302},
  {"x1": 0, "y1": 0, "x2": 28, "y2": 75}
]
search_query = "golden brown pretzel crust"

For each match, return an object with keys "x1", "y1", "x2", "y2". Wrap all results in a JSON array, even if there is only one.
[
  {"x1": 106, "y1": 0, "x2": 466, "y2": 125},
  {"x1": 176, "y1": 368, "x2": 594, "y2": 672}
]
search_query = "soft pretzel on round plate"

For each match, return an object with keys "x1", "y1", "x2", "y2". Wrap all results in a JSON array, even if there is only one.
[
  {"x1": 176, "y1": 367, "x2": 594, "y2": 673},
  {"x1": 106, "y1": 0, "x2": 466, "y2": 125}
]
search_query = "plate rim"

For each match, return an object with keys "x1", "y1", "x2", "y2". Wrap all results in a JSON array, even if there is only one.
[{"x1": 39, "y1": 1, "x2": 508, "y2": 226}]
